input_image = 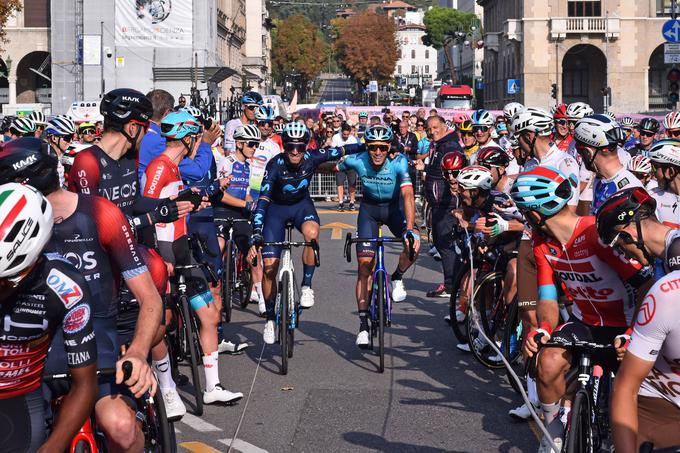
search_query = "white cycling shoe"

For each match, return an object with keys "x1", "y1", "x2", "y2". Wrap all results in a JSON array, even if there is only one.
[
  {"x1": 249, "y1": 290, "x2": 259, "y2": 303},
  {"x1": 391, "y1": 280, "x2": 407, "y2": 302},
  {"x1": 263, "y1": 321, "x2": 275, "y2": 344},
  {"x1": 257, "y1": 299, "x2": 266, "y2": 317},
  {"x1": 300, "y1": 286, "x2": 315, "y2": 308},
  {"x1": 356, "y1": 330, "x2": 370, "y2": 348},
  {"x1": 161, "y1": 388, "x2": 186, "y2": 421},
  {"x1": 203, "y1": 384, "x2": 243, "y2": 405},
  {"x1": 508, "y1": 402, "x2": 536, "y2": 420}
]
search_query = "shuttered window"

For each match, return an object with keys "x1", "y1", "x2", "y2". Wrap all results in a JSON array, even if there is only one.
[{"x1": 24, "y1": 0, "x2": 50, "y2": 27}]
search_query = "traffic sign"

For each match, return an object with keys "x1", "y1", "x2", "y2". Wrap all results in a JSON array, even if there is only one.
[
  {"x1": 507, "y1": 79, "x2": 521, "y2": 95},
  {"x1": 368, "y1": 80, "x2": 378, "y2": 93},
  {"x1": 663, "y1": 19, "x2": 680, "y2": 43},
  {"x1": 665, "y1": 43, "x2": 680, "y2": 64}
]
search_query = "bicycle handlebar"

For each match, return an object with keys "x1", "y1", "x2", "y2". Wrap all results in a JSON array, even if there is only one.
[
  {"x1": 251, "y1": 239, "x2": 320, "y2": 268},
  {"x1": 174, "y1": 262, "x2": 219, "y2": 284},
  {"x1": 538, "y1": 338, "x2": 616, "y2": 351},
  {"x1": 343, "y1": 233, "x2": 414, "y2": 263},
  {"x1": 640, "y1": 442, "x2": 680, "y2": 453},
  {"x1": 43, "y1": 360, "x2": 133, "y2": 382},
  {"x1": 192, "y1": 233, "x2": 217, "y2": 258}
]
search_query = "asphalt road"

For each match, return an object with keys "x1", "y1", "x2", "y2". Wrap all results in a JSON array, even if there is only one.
[
  {"x1": 173, "y1": 203, "x2": 539, "y2": 453},
  {"x1": 319, "y1": 78, "x2": 353, "y2": 104}
]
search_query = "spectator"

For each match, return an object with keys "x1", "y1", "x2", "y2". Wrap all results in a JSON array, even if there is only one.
[
  {"x1": 401, "y1": 110, "x2": 411, "y2": 124},
  {"x1": 332, "y1": 122, "x2": 359, "y2": 211},
  {"x1": 417, "y1": 108, "x2": 427, "y2": 120},
  {"x1": 394, "y1": 120, "x2": 420, "y2": 183},
  {"x1": 415, "y1": 119, "x2": 427, "y2": 141},
  {"x1": 331, "y1": 115, "x2": 342, "y2": 132},
  {"x1": 369, "y1": 115, "x2": 381, "y2": 126},
  {"x1": 138, "y1": 89, "x2": 175, "y2": 180},
  {"x1": 175, "y1": 95, "x2": 186, "y2": 111},
  {"x1": 429, "y1": 108, "x2": 438, "y2": 117}
]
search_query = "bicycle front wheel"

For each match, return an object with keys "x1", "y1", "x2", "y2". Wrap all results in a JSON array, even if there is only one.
[
  {"x1": 279, "y1": 273, "x2": 290, "y2": 375},
  {"x1": 502, "y1": 299, "x2": 526, "y2": 395},
  {"x1": 466, "y1": 272, "x2": 506, "y2": 369},
  {"x1": 238, "y1": 253, "x2": 251, "y2": 309},
  {"x1": 148, "y1": 380, "x2": 177, "y2": 452},
  {"x1": 450, "y1": 270, "x2": 470, "y2": 344},
  {"x1": 565, "y1": 390, "x2": 594, "y2": 453},
  {"x1": 377, "y1": 274, "x2": 386, "y2": 373},
  {"x1": 180, "y1": 296, "x2": 204, "y2": 416}
]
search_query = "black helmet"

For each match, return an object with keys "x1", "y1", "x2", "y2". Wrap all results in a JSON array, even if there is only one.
[
  {"x1": 0, "y1": 137, "x2": 60, "y2": 195},
  {"x1": 638, "y1": 117, "x2": 660, "y2": 134},
  {"x1": 100, "y1": 88, "x2": 153, "y2": 130}
]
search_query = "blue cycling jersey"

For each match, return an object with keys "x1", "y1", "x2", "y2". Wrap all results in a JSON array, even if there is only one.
[
  {"x1": 217, "y1": 154, "x2": 250, "y2": 201},
  {"x1": 338, "y1": 153, "x2": 412, "y2": 204}
]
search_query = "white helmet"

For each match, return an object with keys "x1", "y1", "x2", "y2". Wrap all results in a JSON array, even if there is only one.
[
  {"x1": 620, "y1": 116, "x2": 636, "y2": 128},
  {"x1": 182, "y1": 106, "x2": 204, "y2": 120},
  {"x1": 603, "y1": 111, "x2": 617, "y2": 122},
  {"x1": 28, "y1": 110, "x2": 47, "y2": 126},
  {"x1": 233, "y1": 124, "x2": 261, "y2": 142},
  {"x1": 573, "y1": 114, "x2": 624, "y2": 148},
  {"x1": 511, "y1": 107, "x2": 553, "y2": 137},
  {"x1": 664, "y1": 111, "x2": 680, "y2": 131},
  {"x1": 46, "y1": 115, "x2": 76, "y2": 136},
  {"x1": 566, "y1": 102, "x2": 594, "y2": 120},
  {"x1": 456, "y1": 165, "x2": 494, "y2": 190},
  {"x1": 503, "y1": 102, "x2": 525, "y2": 120},
  {"x1": 0, "y1": 183, "x2": 53, "y2": 278},
  {"x1": 627, "y1": 154, "x2": 652, "y2": 174},
  {"x1": 470, "y1": 109, "x2": 495, "y2": 127},
  {"x1": 649, "y1": 139, "x2": 680, "y2": 167},
  {"x1": 10, "y1": 117, "x2": 37, "y2": 135}
]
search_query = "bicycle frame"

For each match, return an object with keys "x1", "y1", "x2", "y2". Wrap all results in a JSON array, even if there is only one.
[
  {"x1": 276, "y1": 225, "x2": 300, "y2": 330},
  {"x1": 370, "y1": 226, "x2": 392, "y2": 325}
]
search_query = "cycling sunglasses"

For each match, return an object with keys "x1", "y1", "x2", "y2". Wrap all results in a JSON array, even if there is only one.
[
  {"x1": 368, "y1": 144, "x2": 390, "y2": 153},
  {"x1": 639, "y1": 130, "x2": 656, "y2": 137},
  {"x1": 284, "y1": 143, "x2": 307, "y2": 154},
  {"x1": 472, "y1": 126, "x2": 490, "y2": 133},
  {"x1": 459, "y1": 131, "x2": 474, "y2": 137},
  {"x1": 444, "y1": 170, "x2": 460, "y2": 179},
  {"x1": 623, "y1": 128, "x2": 633, "y2": 134},
  {"x1": 259, "y1": 120, "x2": 273, "y2": 128},
  {"x1": 555, "y1": 119, "x2": 569, "y2": 126},
  {"x1": 59, "y1": 134, "x2": 74, "y2": 142},
  {"x1": 81, "y1": 128, "x2": 96, "y2": 135},
  {"x1": 245, "y1": 141, "x2": 259, "y2": 148},
  {"x1": 668, "y1": 129, "x2": 680, "y2": 138},
  {"x1": 244, "y1": 104, "x2": 259, "y2": 110}
]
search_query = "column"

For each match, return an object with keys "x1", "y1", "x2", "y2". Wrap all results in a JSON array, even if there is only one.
[{"x1": 8, "y1": 75, "x2": 16, "y2": 105}]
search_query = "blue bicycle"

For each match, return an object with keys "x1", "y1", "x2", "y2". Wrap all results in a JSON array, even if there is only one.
[{"x1": 344, "y1": 224, "x2": 414, "y2": 373}]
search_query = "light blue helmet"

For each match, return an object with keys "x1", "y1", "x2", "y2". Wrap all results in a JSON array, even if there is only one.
[
  {"x1": 282, "y1": 122, "x2": 310, "y2": 144},
  {"x1": 255, "y1": 105, "x2": 276, "y2": 122},
  {"x1": 241, "y1": 91, "x2": 263, "y2": 106},
  {"x1": 160, "y1": 111, "x2": 201, "y2": 140},
  {"x1": 364, "y1": 125, "x2": 393, "y2": 143},
  {"x1": 470, "y1": 109, "x2": 494, "y2": 127},
  {"x1": 511, "y1": 166, "x2": 575, "y2": 218}
]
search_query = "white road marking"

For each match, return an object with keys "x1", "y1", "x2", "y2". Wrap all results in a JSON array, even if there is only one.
[
  {"x1": 180, "y1": 413, "x2": 222, "y2": 432},
  {"x1": 219, "y1": 438, "x2": 270, "y2": 453}
]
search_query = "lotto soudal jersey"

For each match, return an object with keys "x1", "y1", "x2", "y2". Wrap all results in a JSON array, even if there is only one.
[
  {"x1": 0, "y1": 254, "x2": 97, "y2": 399},
  {"x1": 142, "y1": 154, "x2": 186, "y2": 242},
  {"x1": 46, "y1": 194, "x2": 148, "y2": 318},
  {"x1": 534, "y1": 216, "x2": 650, "y2": 327},
  {"x1": 628, "y1": 271, "x2": 680, "y2": 409},
  {"x1": 651, "y1": 187, "x2": 680, "y2": 228}
]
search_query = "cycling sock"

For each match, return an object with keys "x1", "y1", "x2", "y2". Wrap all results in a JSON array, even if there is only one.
[
  {"x1": 254, "y1": 282, "x2": 265, "y2": 302},
  {"x1": 203, "y1": 351, "x2": 219, "y2": 392},
  {"x1": 152, "y1": 353, "x2": 176, "y2": 392},
  {"x1": 391, "y1": 266, "x2": 406, "y2": 281},
  {"x1": 359, "y1": 310, "x2": 369, "y2": 330},
  {"x1": 540, "y1": 401, "x2": 560, "y2": 424},
  {"x1": 302, "y1": 264, "x2": 315, "y2": 288}
]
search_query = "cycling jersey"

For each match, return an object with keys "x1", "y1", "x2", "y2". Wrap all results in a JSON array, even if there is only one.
[
  {"x1": 628, "y1": 271, "x2": 680, "y2": 409},
  {"x1": 46, "y1": 194, "x2": 148, "y2": 318},
  {"x1": 223, "y1": 118, "x2": 246, "y2": 153},
  {"x1": 538, "y1": 145, "x2": 580, "y2": 206},
  {"x1": 553, "y1": 133, "x2": 573, "y2": 153},
  {"x1": 534, "y1": 216, "x2": 650, "y2": 327},
  {"x1": 217, "y1": 154, "x2": 250, "y2": 201},
  {"x1": 0, "y1": 254, "x2": 96, "y2": 400},
  {"x1": 592, "y1": 168, "x2": 643, "y2": 213},
  {"x1": 337, "y1": 153, "x2": 412, "y2": 203},
  {"x1": 248, "y1": 139, "x2": 280, "y2": 201},
  {"x1": 142, "y1": 154, "x2": 186, "y2": 242},
  {"x1": 651, "y1": 187, "x2": 680, "y2": 228},
  {"x1": 664, "y1": 229, "x2": 680, "y2": 273}
]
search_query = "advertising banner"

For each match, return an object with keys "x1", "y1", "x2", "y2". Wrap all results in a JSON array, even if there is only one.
[{"x1": 115, "y1": 0, "x2": 192, "y2": 48}]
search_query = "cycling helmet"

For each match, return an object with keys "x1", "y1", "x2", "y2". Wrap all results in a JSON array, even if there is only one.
[
  {"x1": 470, "y1": 109, "x2": 494, "y2": 127},
  {"x1": 0, "y1": 137, "x2": 60, "y2": 194},
  {"x1": 503, "y1": 102, "x2": 524, "y2": 121},
  {"x1": 255, "y1": 105, "x2": 276, "y2": 122},
  {"x1": 511, "y1": 107, "x2": 553, "y2": 136},
  {"x1": 10, "y1": 118, "x2": 37, "y2": 136},
  {"x1": 603, "y1": 111, "x2": 617, "y2": 122},
  {"x1": 364, "y1": 125, "x2": 394, "y2": 143},
  {"x1": 358, "y1": 111, "x2": 368, "y2": 119},
  {"x1": 452, "y1": 112, "x2": 470, "y2": 124},
  {"x1": 100, "y1": 88, "x2": 153, "y2": 129},
  {"x1": 160, "y1": 111, "x2": 201, "y2": 140},
  {"x1": 282, "y1": 122, "x2": 310, "y2": 144},
  {"x1": 182, "y1": 106, "x2": 204, "y2": 120},
  {"x1": 28, "y1": 111, "x2": 47, "y2": 126},
  {"x1": 477, "y1": 146, "x2": 510, "y2": 168},
  {"x1": 456, "y1": 165, "x2": 493, "y2": 191},
  {"x1": 596, "y1": 187, "x2": 656, "y2": 245},
  {"x1": 553, "y1": 104, "x2": 568, "y2": 120},
  {"x1": 627, "y1": 154, "x2": 652, "y2": 175},
  {"x1": 458, "y1": 120, "x2": 473, "y2": 134},
  {"x1": 620, "y1": 116, "x2": 636, "y2": 128},
  {"x1": 638, "y1": 117, "x2": 660, "y2": 133},
  {"x1": 45, "y1": 115, "x2": 76, "y2": 136},
  {"x1": 573, "y1": 114, "x2": 625, "y2": 149},
  {"x1": 648, "y1": 139, "x2": 680, "y2": 167},
  {"x1": 496, "y1": 122, "x2": 508, "y2": 134},
  {"x1": 510, "y1": 166, "x2": 574, "y2": 218},
  {"x1": 273, "y1": 122, "x2": 285, "y2": 134},
  {"x1": 62, "y1": 143, "x2": 91, "y2": 173},
  {"x1": 233, "y1": 124, "x2": 261, "y2": 142},
  {"x1": 0, "y1": 183, "x2": 53, "y2": 279},
  {"x1": 241, "y1": 91, "x2": 263, "y2": 106},
  {"x1": 78, "y1": 122, "x2": 96, "y2": 133},
  {"x1": 440, "y1": 151, "x2": 467, "y2": 172},
  {"x1": 566, "y1": 102, "x2": 594, "y2": 120},
  {"x1": 664, "y1": 112, "x2": 680, "y2": 131}
]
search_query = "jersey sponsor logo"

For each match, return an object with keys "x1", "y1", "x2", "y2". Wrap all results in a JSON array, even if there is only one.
[
  {"x1": 63, "y1": 251, "x2": 98, "y2": 271},
  {"x1": 147, "y1": 163, "x2": 165, "y2": 195},
  {"x1": 67, "y1": 350, "x2": 92, "y2": 366},
  {"x1": 617, "y1": 178, "x2": 630, "y2": 189},
  {"x1": 660, "y1": 277, "x2": 680, "y2": 293},
  {"x1": 46, "y1": 268, "x2": 84, "y2": 308},
  {"x1": 556, "y1": 271, "x2": 603, "y2": 283},
  {"x1": 573, "y1": 234, "x2": 586, "y2": 246},
  {"x1": 12, "y1": 155, "x2": 37, "y2": 171},
  {"x1": 282, "y1": 179, "x2": 309, "y2": 194},
  {"x1": 101, "y1": 182, "x2": 137, "y2": 203},
  {"x1": 646, "y1": 365, "x2": 680, "y2": 398},
  {"x1": 63, "y1": 304, "x2": 90, "y2": 334},
  {"x1": 637, "y1": 294, "x2": 656, "y2": 326},
  {"x1": 2, "y1": 314, "x2": 48, "y2": 333},
  {"x1": 76, "y1": 170, "x2": 91, "y2": 194}
]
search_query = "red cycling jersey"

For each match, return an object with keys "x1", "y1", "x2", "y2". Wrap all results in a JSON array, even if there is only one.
[
  {"x1": 142, "y1": 154, "x2": 186, "y2": 242},
  {"x1": 534, "y1": 216, "x2": 646, "y2": 327}
]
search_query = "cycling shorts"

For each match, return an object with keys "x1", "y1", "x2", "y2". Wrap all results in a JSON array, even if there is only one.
[
  {"x1": 638, "y1": 395, "x2": 680, "y2": 449},
  {"x1": 214, "y1": 208, "x2": 252, "y2": 255},
  {"x1": 262, "y1": 198, "x2": 320, "y2": 259},
  {"x1": 158, "y1": 237, "x2": 212, "y2": 311},
  {"x1": 517, "y1": 239, "x2": 538, "y2": 312},
  {"x1": 549, "y1": 316, "x2": 624, "y2": 373},
  {"x1": 335, "y1": 169, "x2": 357, "y2": 187},
  {"x1": 188, "y1": 215, "x2": 222, "y2": 277},
  {"x1": 0, "y1": 389, "x2": 45, "y2": 452},
  {"x1": 356, "y1": 201, "x2": 408, "y2": 258}
]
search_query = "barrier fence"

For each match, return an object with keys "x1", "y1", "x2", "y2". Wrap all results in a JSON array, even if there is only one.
[{"x1": 309, "y1": 170, "x2": 424, "y2": 200}]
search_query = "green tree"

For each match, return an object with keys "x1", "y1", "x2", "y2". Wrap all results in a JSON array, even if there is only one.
[
  {"x1": 0, "y1": 0, "x2": 21, "y2": 54},
  {"x1": 423, "y1": 6, "x2": 477, "y2": 84}
]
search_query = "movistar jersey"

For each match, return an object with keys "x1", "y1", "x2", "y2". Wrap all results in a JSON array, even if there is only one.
[{"x1": 337, "y1": 153, "x2": 411, "y2": 204}]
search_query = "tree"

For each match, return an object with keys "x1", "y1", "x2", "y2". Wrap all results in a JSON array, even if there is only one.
[
  {"x1": 334, "y1": 12, "x2": 398, "y2": 91},
  {"x1": 0, "y1": 0, "x2": 21, "y2": 54},
  {"x1": 271, "y1": 15, "x2": 329, "y2": 101},
  {"x1": 423, "y1": 7, "x2": 477, "y2": 84}
]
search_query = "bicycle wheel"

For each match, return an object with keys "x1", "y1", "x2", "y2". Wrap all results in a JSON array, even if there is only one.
[
  {"x1": 147, "y1": 383, "x2": 176, "y2": 453},
  {"x1": 450, "y1": 270, "x2": 470, "y2": 344},
  {"x1": 279, "y1": 274, "x2": 289, "y2": 375},
  {"x1": 222, "y1": 240, "x2": 233, "y2": 323},
  {"x1": 180, "y1": 296, "x2": 204, "y2": 416},
  {"x1": 73, "y1": 440, "x2": 92, "y2": 453},
  {"x1": 466, "y1": 272, "x2": 506, "y2": 369},
  {"x1": 377, "y1": 273, "x2": 386, "y2": 373},
  {"x1": 287, "y1": 281, "x2": 297, "y2": 359},
  {"x1": 238, "y1": 253, "x2": 251, "y2": 309},
  {"x1": 502, "y1": 299, "x2": 526, "y2": 395},
  {"x1": 565, "y1": 390, "x2": 593, "y2": 453}
]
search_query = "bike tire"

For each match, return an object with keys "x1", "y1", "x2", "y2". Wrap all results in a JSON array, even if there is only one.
[
  {"x1": 502, "y1": 299, "x2": 526, "y2": 395},
  {"x1": 279, "y1": 274, "x2": 289, "y2": 375},
  {"x1": 180, "y1": 296, "x2": 204, "y2": 416},
  {"x1": 223, "y1": 241, "x2": 233, "y2": 322},
  {"x1": 467, "y1": 272, "x2": 506, "y2": 369},
  {"x1": 73, "y1": 440, "x2": 92, "y2": 453},
  {"x1": 565, "y1": 390, "x2": 593, "y2": 453},
  {"x1": 287, "y1": 282, "x2": 296, "y2": 359},
  {"x1": 450, "y1": 271, "x2": 470, "y2": 344},
  {"x1": 148, "y1": 381, "x2": 176, "y2": 453},
  {"x1": 377, "y1": 273, "x2": 386, "y2": 373},
  {"x1": 238, "y1": 253, "x2": 251, "y2": 309}
]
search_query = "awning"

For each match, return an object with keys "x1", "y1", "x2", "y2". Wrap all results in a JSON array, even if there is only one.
[
  {"x1": 243, "y1": 68, "x2": 263, "y2": 82},
  {"x1": 153, "y1": 66, "x2": 239, "y2": 83}
]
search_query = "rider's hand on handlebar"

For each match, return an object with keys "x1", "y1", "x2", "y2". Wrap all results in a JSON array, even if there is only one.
[
  {"x1": 524, "y1": 322, "x2": 553, "y2": 358},
  {"x1": 613, "y1": 327, "x2": 633, "y2": 361},
  {"x1": 474, "y1": 217, "x2": 492, "y2": 235},
  {"x1": 116, "y1": 351, "x2": 157, "y2": 398}
]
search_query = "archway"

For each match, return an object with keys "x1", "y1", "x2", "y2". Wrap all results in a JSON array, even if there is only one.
[
  {"x1": 0, "y1": 59, "x2": 8, "y2": 105},
  {"x1": 649, "y1": 44, "x2": 672, "y2": 111},
  {"x1": 562, "y1": 44, "x2": 607, "y2": 112},
  {"x1": 16, "y1": 51, "x2": 50, "y2": 104}
]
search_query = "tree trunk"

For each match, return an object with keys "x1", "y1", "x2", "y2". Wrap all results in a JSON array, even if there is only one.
[{"x1": 443, "y1": 42, "x2": 458, "y2": 85}]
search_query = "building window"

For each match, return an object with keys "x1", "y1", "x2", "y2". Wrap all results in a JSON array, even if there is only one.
[
  {"x1": 568, "y1": 1, "x2": 602, "y2": 17},
  {"x1": 657, "y1": 0, "x2": 673, "y2": 16},
  {"x1": 425, "y1": 49, "x2": 430, "y2": 59},
  {"x1": 24, "y1": 0, "x2": 50, "y2": 27},
  {"x1": 412, "y1": 65, "x2": 418, "y2": 74},
  {"x1": 411, "y1": 49, "x2": 416, "y2": 59},
  {"x1": 425, "y1": 65, "x2": 429, "y2": 73},
  {"x1": 398, "y1": 65, "x2": 402, "y2": 74}
]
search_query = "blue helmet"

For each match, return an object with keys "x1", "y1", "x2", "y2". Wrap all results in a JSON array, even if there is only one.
[
  {"x1": 160, "y1": 111, "x2": 201, "y2": 140},
  {"x1": 241, "y1": 91, "x2": 263, "y2": 106},
  {"x1": 511, "y1": 166, "x2": 575, "y2": 218},
  {"x1": 282, "y1": 122, "x2": 310, "y2": 144},
  {"x1": 45, "y1": 115, "x2": 76, "y2": 136},
  {"x1": 470, "y1": 109, "x2": 494, "y2": 127},
  {"x1": 364, "y1": 125, "x2": 393, "y2": 143},
  {"x1": 255, "y1": 105, "x2": 276, "y2": 122}
]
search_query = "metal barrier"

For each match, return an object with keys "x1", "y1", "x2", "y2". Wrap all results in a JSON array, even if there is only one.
[{"x1": 309, "y1": 170, "x2": 424, "y2": 200}]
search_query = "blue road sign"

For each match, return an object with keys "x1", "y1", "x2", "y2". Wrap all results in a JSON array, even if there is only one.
[
  {"x1": 507, "y1": 79, "x2": 521, "y2": 95},
  {"x1": 663, "y1": 19, "x2": 680, "y2": 43}
]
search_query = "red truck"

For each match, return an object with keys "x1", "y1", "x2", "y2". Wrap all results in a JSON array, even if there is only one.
[{"x1": 436, "y1": 85, "x2": 474, "y2": 109}]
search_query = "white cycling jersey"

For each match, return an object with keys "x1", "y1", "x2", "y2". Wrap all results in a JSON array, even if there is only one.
[
  {"x1": 539, "y1": 144, "x2": 580, "y2": 207},
  {"x1": 223, "y1": 118, "x2": 247, "y2": 153},
  {"x1": 591, "y1": 168, "x2": 643, "y2": 214},
  {"x1": 628, "y1": 271, "x2": 680, "y2": 409},
  {"x1": 651, "y1": 186, "x2": 680, "y2": 228},
  {"x1": 249, "y1": 137, "x2": 282, "y2": 200}
]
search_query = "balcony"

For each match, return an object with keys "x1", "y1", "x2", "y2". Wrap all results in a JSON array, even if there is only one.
[
  {"x1": 504, "y1": 19, "x2": 522, "y2": 42},
  {"x1": 550, "y1": 17, "x2": 620, "y2": 40}
]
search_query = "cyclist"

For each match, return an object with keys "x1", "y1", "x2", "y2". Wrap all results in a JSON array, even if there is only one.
[
  {"x1": 334, "y1": 125, "x2": 421, "y2": 347},
  {"x1": 224, "y1": 91, "x2": 263, "y2": 154},
  {"x1": 247, "y1": 122, "x2": 364, "y2": 344},
  {"x1": 357, "y1": 111, "x2": 369, "y2": 138},
  {"x1": 28, "y1": 110, "x2": 47, "y2": 137},
  {"x1": 565, "y1": 102, "x2": 594, "y2": 136},
  {"x1": 458, "y1": 120, "x2": 478, "y2": 161},
  {"x1": 216, "y1": 124, "x2": 266, "y2": 315},
  {"x1": 628, "y1": 154, "x2": 654, "y2": 189},
  {"x1": 596, "y1": 188, "x2": 680, "y2": 451},
  {"x1": 502, "y1": 102, "x2": 524, "y2": 124},
  {"x1": 628, "y1": 118, "x2": 660, "y2": 157},
  {"x1": 44, "y1": 115, "x2": 77, "y2": 187},
  {"x1": 648, "y1": 139, "x2": 680, "y2": 230},
  {"x1": 8, "y1": 117, "x2": 36, "y2": 140},
  {"x1": 470, "y1": 109, "x2": 496, "y2": 151},
  {"x1": 476, "y1": 146, "x2": 513, "y2": 195},
  {"x1": 551, "y1": 104, "x2": 573, "y2": 152},
  {"x1": 513, "y1": 166, "x2": 652, "y2": 452},
  {"x1": 621, "y1": 116, "x2": 640, "y2": 151},
  {"x1": 0, "y1": 183, "x2": 97, "y2": 453},
  {"x1": 79, "y1": 122, "x2": 98, "y2": 144}
]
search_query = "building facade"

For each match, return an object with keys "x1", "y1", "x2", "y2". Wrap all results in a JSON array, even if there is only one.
[
  {"x1": 242, "y1": 0, "x2": 273, "y2": 92},
  {"x1": 394, "y1": 10, "x2": 438, "y2": 88},
  {"x1": 478, "y1": 0, "x2": 673, "y2": 113}
]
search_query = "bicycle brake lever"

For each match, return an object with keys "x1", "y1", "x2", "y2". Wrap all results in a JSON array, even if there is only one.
[
  {"x1": 344, "y1": 233, "x2": 352, "y2": 263},
  {"x1": 311, "y1": 239, "x2": 320, "y2": 267},
  {"x1": 407, "y1": 235, "x2": 415, "y2": 261}
]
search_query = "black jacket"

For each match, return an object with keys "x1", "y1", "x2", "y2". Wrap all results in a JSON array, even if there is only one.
[{"x1": 425, "y1": 131, "x2": 463, "y2": 207}]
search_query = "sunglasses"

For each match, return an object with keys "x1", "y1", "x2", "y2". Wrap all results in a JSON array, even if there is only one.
[
  {"x1": 81, "y1": 129, "x2": 95, "y2": 135},
  {"x1": 245, "y1": 141, "x2": 259, "y2": 148},
  {"x1": 623, "y1": 128, "x2": 633, "y2": 133},
  {"x1": 574, "y1": 142, "x2": 591, "y2": 154},
  {"x1": 259, "y1": 121, "x2": 273, "y2": 128},
  {"x1": 472, "y1": 126, "x2": 490, "y2": 133},
  {"x1": 555, "y1": 119, "x2": 568, "y2": 126},
  {"x1": 417, "y1": 123, "x2": 425, "y2": 127},
  {"x1": 368, "y1": 144, "x2": 390, "y2": 153},
  {"x1": 284, "y1": 143, "x2": 307, "y2": 154},
  {"x1": 640, "y1": 131, "x2": 656, "y2": 137},
  {"x1": 245, "y1": 104, "x2": 259, "y2": 110},
  {"x1": 460, "y1": 131, "x2": 474, "y2": 137},
  {"x1": 668, "y1": 129, "x2": 680, "y2": 138},
  {"x1": 444, "y1": 170, "x2": 460, "y2": 179}
]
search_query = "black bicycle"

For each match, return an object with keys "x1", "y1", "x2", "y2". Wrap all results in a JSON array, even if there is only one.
[
  {"x1": 640, "y1": 443, "x2": 680, "y2": 452},
  {"x1": 215, "y1": 217, "x2": 253, "y2": 322}
]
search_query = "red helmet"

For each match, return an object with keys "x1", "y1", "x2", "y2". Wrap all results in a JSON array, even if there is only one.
[
  {"x1": 553, "y1": 104, "x2": 568, "y2": 120},
  {"x1": 441, "y1": 151, "x2": 467, "y2": 172},
  {"x1": 477, "y1": 146, "x2": 510, "y2": 168}
]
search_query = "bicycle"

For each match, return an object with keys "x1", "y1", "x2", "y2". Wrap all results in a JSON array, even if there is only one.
[
  {"x1": 344, "y1": 223, "x2": 414, "y2": 373},
  {"x1": 259, "y1": 221, "x2": 319, "y2": 375},
  {"x1": 640, "y1": 443, "x2": 680, "y2": 452},
  {"x1": 215, "y1": 217, "x2": 253, "y2": 322}
]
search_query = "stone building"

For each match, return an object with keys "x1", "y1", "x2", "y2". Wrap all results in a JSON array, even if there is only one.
[
  {"x1": 394, "y1": 10, "x2": 439, "y2": 88},
  {"x1": 242, "y1": 0, "x2": 273, "y2": 91},
  {"x1": 478, "y1": 0, "x2": 674, "y2": 113}
]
